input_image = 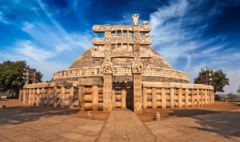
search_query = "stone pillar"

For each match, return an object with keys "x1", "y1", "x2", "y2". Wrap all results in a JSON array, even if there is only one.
[
  {"x1": 103, "y1": 73, "x2": 112, "y2": 112},
  {"x1": 28, "y1": 89, "x2": 31, "y2": 105},
  {"x1": 78, "y1": 86, "x2": 85, "y2": 111},
  {"x1": 36, "y1": 88, "x2": 40, "y2": 106},
  {"x1": 41, "y1": 88, "x2": 45, "y2": 106},
  {"x1": 47, "y1": 88, "x2": 51, "y2": 106},
  {"x1": 32, "y1": 88, "x2": 36, "y2": 105},
  {"x1": 201, "y1": 89, "x2": 204, "y2": 106},
  {"x1": 142, "y1": 87, "x2": 147, "y2": 109},
  {"x1": 191, "y1": 89, "x2": 195, "y2": 107},
  {"x1": 161, "y1": 88, "x2": 166, "y2": 109},
  {"x1": 69, "y1": 86, "x2": 74, "y2": 108},
  {"x1": 213, "y1": 91, "x2": 215, "y2": 105},
  {"x1": 23, "y1": 90, "x2": 26, "y2": 104},
  {"x1": 121, "y1": 87, "x2": 127, "y2": 108},
  {"x1": 197, "y1": 89, "x2": 200, "y2": 107},
  {"x1": 112, "y1": 89, "x2": 116, "y2": 109},
  {"x1": 178, "y1": 88, "x2": 182, "y2": 108},
  {"x1": 61, "y1": 86, "x2": 65, "y2": 108},
  {"x1": 152, "y1": 88, "x2": 157, "y2": 109},
  {"x1": 205, "y1": 89, "x2": 207, "y2": 106},
  {"x1": 170, "y1": 88, "x2": 174, "y2": 108},
  {"x1": 92, "y1": 85, "x2": 98, "y2": 111},
  {"x1": 185, "y1": 89, "x2": 188, "y2": 108},
  {"x1": 53, "y1": 86, "x2": 57, "y2": 107},
  {"x1": 133, "y1": 73, "x2": 142, "y2": 113}
]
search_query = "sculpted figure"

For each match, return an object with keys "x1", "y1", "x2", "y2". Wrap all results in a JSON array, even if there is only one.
[
  {"x1": 145, "y1": 33, "x2": 150, "y2": 37},
  {"x1": 132, "y1": 14, "x2": 139, "y2": 25},
  {"x1": 102, "y1": 57, "x2": 113, "y2": 73},
  {"x1": 143, "y1": 21, "x2": 149, "y2": 25},
  {"x1": 93, "y1": 46, "x2": 98, "y2": 51},
  {"x1": 132, "y1": 57, "x2": 143, "y2": 73}
]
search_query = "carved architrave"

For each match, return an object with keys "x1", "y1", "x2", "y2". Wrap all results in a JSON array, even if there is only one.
[{"x1": 92, "y1": 25, "x2": 151, "y2": 32}]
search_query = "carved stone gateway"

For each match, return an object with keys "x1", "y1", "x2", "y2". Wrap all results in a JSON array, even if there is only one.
[{"x1": 21, "y1": 14, "x2": 214, "y2": 113}]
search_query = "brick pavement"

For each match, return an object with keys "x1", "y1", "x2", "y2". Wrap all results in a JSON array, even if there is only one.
[
  {"x1": 1, "y1": 106, "x2": 240, "y2": 142},
  {"x1": 0, "y1": 109, "x2": 104, "y2": 142},
  {"x1": 145, "y1": 110, "x2": 240, "y2": 142},
  {"x1": 97, "y1": 108, "x2": 157, "y2": 142}
]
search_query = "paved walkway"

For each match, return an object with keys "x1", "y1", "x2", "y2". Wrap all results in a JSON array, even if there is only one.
[
  {"x1": 145, "y1": 110, "x2": 240, "y2": 142},
  {"x1": 1, "y1": 105, "x2": 240, "y2": 142},
  {"x1": 0, "y1": 109, "x2": 104, "y2": 142},
  {"x1": 97, "y1": 108, "x2": 157, "y2": 142}
]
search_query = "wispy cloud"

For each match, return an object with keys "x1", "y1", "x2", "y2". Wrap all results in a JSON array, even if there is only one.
[{"x1": 148, "y1": 0, "x2": 240, "y2": 93}]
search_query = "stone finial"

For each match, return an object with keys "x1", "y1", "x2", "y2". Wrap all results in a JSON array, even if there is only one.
[
  {"x1": 87, "y1": 111, "x2": 93, "y2": 119},
  {"x1": 2, "y1": 105, "x2": 6, "y2": 109},
  {"x1": 132, "y1": 14, "x2": 139, "y2": 25},
  {"x1": 143, "y1": 21, "x2": 149, "y2": 25},
  {"x1": 155, "y1": 112, "x2": 160, "y2": 121}
]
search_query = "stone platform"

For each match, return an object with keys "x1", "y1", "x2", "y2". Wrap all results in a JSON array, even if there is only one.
[{"x1": 1, "y1": 107, "x2": 240, "y2": 142}]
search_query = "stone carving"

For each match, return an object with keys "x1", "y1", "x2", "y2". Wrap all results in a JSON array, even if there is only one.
[
  {"x1": 145, "y1": 33, "x2": 150, "y2": 37},
  {"x1": 132, "y1": 57, "x2": 142, "y2": 73},
  {"x1": 132, "y1": 14, "x2": 139, "y2": 25},
  {"x1": 112, "y1": 34, "x2": 115, "y2": 38},
  {"x1": 93, "y1": 58, "x2": 103, "y2": 64},
  {"x1": 93, "y1": 46, "x2": 98, "y2": 51},
  {"x1": 102, "y1": 57, "x2": 113, "y2": 73},
  {"x1": 143, "y1": 21, "x2": 149, "y2": 25}
]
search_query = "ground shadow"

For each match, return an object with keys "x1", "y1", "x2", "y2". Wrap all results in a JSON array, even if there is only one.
[
  {"x1": 168, "y1": 109, "x2": 219, "y2": 118},
  {"x1": 168, "y1": 109, "x2": 240, "y2": 139},
  {"x1": 0, "y1": 105, "x2": 81, "y2": 127}
]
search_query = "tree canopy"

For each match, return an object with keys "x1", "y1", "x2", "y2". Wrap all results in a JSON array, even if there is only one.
[
  {"x1": 237, "y1": 86, "x2": 240, "y2": 93},
  {"x1": 194, "y1": 77, "x2": 200, "y2": 84},
  {"x1": 211, "y1": 70, "x2": 229, "y2": 93},
  {"x1": 0, "y1": 60, "x2": 43, "y2": 98},
  {"x1": 194, "y1": 69, "x2": 229, "y2": 93}
]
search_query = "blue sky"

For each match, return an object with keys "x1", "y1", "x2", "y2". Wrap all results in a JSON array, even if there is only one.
[{"x1": 0, "y1": 0, "x2": 240, "y2": 94}]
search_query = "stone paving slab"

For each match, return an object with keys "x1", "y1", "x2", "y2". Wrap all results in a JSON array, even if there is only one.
[
  {"x1": 0, "y1": 109, "x2": 104, "y2": 142},
  {"x1": 145, "y1": 110, "x2": 240, "y2": 142},
  {"x1": 97, "y1": 108, "x2": 157, "y2": 142}
]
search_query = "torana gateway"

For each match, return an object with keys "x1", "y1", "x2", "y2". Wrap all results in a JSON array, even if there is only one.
[{"x1": 19, "y1": 15, "x2": 214, "y2": 113}]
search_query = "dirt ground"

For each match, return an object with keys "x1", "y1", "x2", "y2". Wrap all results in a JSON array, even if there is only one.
[
  {"x1": 137, "y1": 101, "x2": 240, "y2": 122},
  {"x1": 1, "y1": 100, "x2": 240, "y2": 122},
  {"x1": 0, "y1": 100, "x2": 110, "y2": 121}
]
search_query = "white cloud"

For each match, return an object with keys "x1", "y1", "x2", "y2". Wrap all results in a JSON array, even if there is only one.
[
  {"x1": 22, "y1": 22, "x2": 35, "y2": 31},
  {"x1": 15, "y1": 40, "x2": 55, "y2": 62},
  {"x1": 0, "y1": 11, "x2": 8, "y2": 24}
]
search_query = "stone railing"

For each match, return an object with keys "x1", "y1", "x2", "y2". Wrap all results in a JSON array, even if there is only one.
[
  {"x1": 141, "y1": 82, "x2": 214, "y2": 109},
  {"x1": 53, "y1": 67, "x2": 189, "y2": 81},
  {"x1": 142, "y1": 67, "x2": 189, "y2": 81},
  {"x1": 113, "y1": 66, "x2": 132, "y2": 75},
  {"x1": 53, "y1": 67, "x2": 103, "y2": 80}
]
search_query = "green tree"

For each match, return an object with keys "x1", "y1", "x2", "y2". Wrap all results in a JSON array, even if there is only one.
[
  {"x1": 0, "y1": 60, "x2": 43, "y2": 98},
  {"x1": 211, "y1": 70, "x2": 229, "y2": 93},
  {"x1": 194, "y1": 77, "x2": 200, "y2": 84},
  {"x1": 46, "y1": 78, "x2": 53, "y2": 82}
]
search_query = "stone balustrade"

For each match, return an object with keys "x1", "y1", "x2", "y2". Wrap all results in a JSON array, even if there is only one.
[
  {"x1": 141, "y1": 82, "x2": 214, "y2": 109},
  {"x1": 53, "y1": 67, "x2": 189, "y2": 82},
  {"x1": 142, "y1": 67, "x2": 189, "y2": 81},
  {"x1": 20, "y1": 81, "x2": 214, "y2": 111},
  {"x1": 53, "y1": 67, "x2": 103, "y2": 80}
]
